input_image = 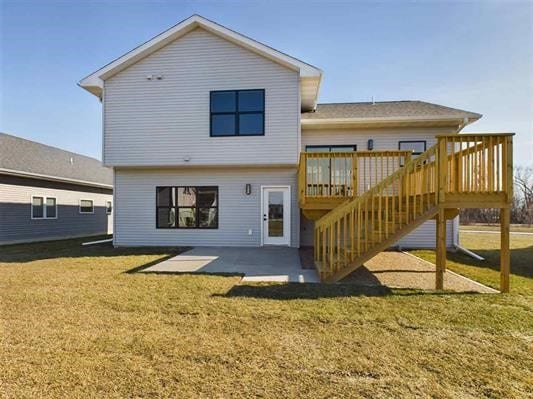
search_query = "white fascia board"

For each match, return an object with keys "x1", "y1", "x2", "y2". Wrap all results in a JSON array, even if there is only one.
[
  {"x1": 79, "y1": 15, "x2": 322, "y2": 98},
  {"x1": 300, "y1": 115, "x2": 478, "y2": 126}
]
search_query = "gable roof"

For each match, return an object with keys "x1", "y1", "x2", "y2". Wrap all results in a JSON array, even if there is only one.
[
  {"x1": 0, "y1": 133, "x2": 113, "y2": 188},
  {"x1": 79, "y1": 14, "x2": 322, "y2": 111},
  {"x1": 301, "y1": 101, "x2": 482, "y2": 128}
]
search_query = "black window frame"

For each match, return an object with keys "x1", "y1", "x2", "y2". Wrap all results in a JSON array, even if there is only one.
[
  {"x1": 156, "y1": 186, "x2": 219, "y2": 229},
  {"x1": 210, "y1": 89, "x2": 265, "y2": 137},
  {"x1": 398, "y1": 140, "x2": 427, "y2": 156},
  {"x1": 305, "y1": 145, "x2": 357, "y2": 152}
]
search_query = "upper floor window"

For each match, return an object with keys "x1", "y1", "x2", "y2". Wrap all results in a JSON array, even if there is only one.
[
  {"x1": 399, "y1": 140, "x2": 426, "y2": 156},
  {"x1": 210, "y1": 89, "x2": 265, "y2": 137}
]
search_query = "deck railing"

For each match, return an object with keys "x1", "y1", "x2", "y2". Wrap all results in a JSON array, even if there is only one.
[
  {"x1": 298, "y1": 150, "x2": 411, "y2": 206},
  {"x1": 437, "y1": 134, "x2": 513, "y2": 203},
  {"x1": 312, "y1": 133, "x2": 514, "y2": 282}
]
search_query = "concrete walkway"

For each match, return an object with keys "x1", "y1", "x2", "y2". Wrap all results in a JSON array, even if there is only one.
[{"x1": 141, "y1": 246, "x2": 319, "y2": 283}]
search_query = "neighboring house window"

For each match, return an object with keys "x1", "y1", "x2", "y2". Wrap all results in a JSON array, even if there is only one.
[
  {"x1": 80, "y1": 199, "x2": 94, "y2": 214},
  {"x1": 210, "y1": 89, "x2": 265, "y2": 136},
  {"x1": 156, "y1": 186, "x2": 218, "y2": 229},
  {"x1": 106, "y1": 201, "x2": 112, "y2": 214},
  {"x1": 399, "y1": 141, "x2": 427, "y2": 156},
  {"x1": 31, "y1": 196, "x2": 57, "y2": 219}
]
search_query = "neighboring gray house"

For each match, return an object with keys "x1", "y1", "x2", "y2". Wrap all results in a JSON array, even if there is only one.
[
  {"x1": 78, "y1": 15, "x2": 482, "y2": 250},
  {"x1": 0, "y1": 133, "x2": 113, "y2": 245}
]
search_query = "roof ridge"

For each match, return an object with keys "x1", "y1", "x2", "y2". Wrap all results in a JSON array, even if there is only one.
[{"x1": 316, "y1": 100, "x2": 418, "y2": 106}]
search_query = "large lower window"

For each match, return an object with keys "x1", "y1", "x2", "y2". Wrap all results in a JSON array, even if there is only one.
[
  {"x1": 31, "y1": 196, "x2": 57, "y2": 219},
  {"x1": 210, "y1": 89, "x2": 265, "y2": 136},
  {"x1": 156, "y1": 186, "x2": 218, "y2": 229}
]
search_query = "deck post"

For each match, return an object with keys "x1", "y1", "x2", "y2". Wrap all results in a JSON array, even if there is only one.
[
  {"x1": 500, "y1": 207, "x2": 510, "y2": 293},
  {"x1": 436, "y1": 208, "x2": 446, "y2": 290}
]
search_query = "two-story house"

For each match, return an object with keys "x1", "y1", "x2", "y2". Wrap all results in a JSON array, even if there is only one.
[{"x1": 79, "y1": 15, "x2": 513, "y2": 288}]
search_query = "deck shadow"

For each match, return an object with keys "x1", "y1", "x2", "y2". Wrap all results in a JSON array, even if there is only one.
[
  {"x1": 438, "y1": 246, "x2": 532, "y2": 279},
  {"x1": 216, "y1": 283, "x2": 393, "y2": 300}
]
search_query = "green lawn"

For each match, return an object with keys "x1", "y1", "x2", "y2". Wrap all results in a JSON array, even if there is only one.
[
  {"x1": 411, "y1": 230, "x2": 533, "y2": 295},
  {"x1": 1, "y1": 237, "x2": 532, "y2": 398}
]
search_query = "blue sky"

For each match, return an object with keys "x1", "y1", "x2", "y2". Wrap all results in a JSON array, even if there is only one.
[{"x1": 1, "y1": 0, "x2": 532, "y2": 165}]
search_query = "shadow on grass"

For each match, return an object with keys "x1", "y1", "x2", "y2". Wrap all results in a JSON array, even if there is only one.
[
  {"x1": 216, "y1": 283, "x2": 393, "y2": 299},
  {"x1": 214, "y1": 283, "x2": 486, "y2": 300},
  {"x1": 0, "y1": 235, "x2": 188, "y2": 264},
  {"x1": 447, "y1": 246, "x2": 533, "y2": 279}
]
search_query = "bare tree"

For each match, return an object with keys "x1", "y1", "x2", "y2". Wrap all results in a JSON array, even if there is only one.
[
  {"x1": 514, "y1": 166, "x2": 533, "y2": 225},
  {"x1": 460, "y1": 165, "x2": 533, "y2": 226}
]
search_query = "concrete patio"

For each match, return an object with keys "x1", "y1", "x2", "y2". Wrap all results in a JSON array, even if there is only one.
[{"x1": 141, "y1": 246, "x2": 320, "y2": 283}]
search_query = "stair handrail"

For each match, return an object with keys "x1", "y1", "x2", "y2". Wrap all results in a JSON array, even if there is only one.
[{"x1": 315, "y1": 143, "x2": 439, "y2": 230}]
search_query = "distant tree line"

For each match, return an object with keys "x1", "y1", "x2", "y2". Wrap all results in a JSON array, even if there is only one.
[{"x1": 460, "y1": 166, "x2": 533, "y2": 225}]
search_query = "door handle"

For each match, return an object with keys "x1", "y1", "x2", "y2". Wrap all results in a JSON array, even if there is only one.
[{"x1": 263, "y1": 214, "x2": 267, "y2": 221}]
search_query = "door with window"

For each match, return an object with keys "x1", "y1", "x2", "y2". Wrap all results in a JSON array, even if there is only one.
[{"x1": 262, "y1": 186, "x2": 291, "y2": 246}]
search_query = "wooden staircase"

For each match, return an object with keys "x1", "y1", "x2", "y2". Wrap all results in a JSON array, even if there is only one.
[{"x1": 310, "y1": 134, "x2": 514, "y2": 287}]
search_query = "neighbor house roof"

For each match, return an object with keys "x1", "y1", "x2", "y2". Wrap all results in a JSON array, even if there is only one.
[
  {"x1": 301, "y1": 101, "x2": 482, "y2": 129},
  {"x1": 79, "y1": 14, "x2": 322, "y2": 111},
  {"x1": 0, "y1": 133, "x2": 113, "y2": 188}
]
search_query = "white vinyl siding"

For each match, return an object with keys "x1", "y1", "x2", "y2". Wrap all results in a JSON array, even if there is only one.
[
  {"x1": 300, "y1": 126, "x2": 459, "y2": 248},
  {"x1": 114, "y1": 167, "x2": 299, "y2": 247},
  {"x1": 301, "y1": 126, "x2": 456, "y2": 152},
  {"x1": 104, "y1": 28, "x2": 299, "y2": 167}
]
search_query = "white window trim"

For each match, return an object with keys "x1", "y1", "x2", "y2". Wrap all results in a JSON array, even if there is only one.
[
  {"x1": 79, "y1": 199, "x2": 95, "y2": 214},
  {"x1": 106, "y1": 200, "x2": 112, "y2": 215},
  {"x1": 31, "y1": 196, "x2": 58, "y2": 220}
]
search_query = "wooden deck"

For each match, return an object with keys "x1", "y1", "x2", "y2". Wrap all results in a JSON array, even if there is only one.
[{"x1": 298, "y1": 133, "x2": 514, "y2": 292}]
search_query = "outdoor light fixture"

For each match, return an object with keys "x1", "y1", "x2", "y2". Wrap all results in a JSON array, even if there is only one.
[
  {"x1": 367, "y1": 139, "x2": 374, "y2": 151},
  {"x1": 245, "y1": 184, "x2": 252, "y2": 195}
]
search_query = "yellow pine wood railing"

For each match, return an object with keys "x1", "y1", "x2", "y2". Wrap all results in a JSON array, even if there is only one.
[
  {"x1": 314, "y1": 144, "x2": 439, "y2": 281},
  {"x1": 437, "y1": 134, "x2": 514, "y2": 205},
  {"x1": 298, "y1": 150, "x2": 411, "y2": 206},
  {"x1": 312, "y1": 133, "x2": 514, "y2": 282}
]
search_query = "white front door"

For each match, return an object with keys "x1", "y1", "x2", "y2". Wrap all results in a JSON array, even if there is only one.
[{"x1": 262, "y1": 186, "x2": 291, "y2": 246}]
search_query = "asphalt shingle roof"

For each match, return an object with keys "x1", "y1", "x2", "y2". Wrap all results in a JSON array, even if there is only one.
[
  {"x1": 0, "y1": 133, "x2": 113, "y2": 186},
  {"x1": 301, "y1": 101, "x2": 482, "y2": 120}
]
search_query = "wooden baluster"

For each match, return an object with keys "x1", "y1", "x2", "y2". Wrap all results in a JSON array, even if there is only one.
[
  {"x1": 488, "y1": 136, "x2": 494, "y2": 192},
  {"x1": 357, "y1": 203, "x2": 361, "y2": 256},
  {"x1": 322, "y1": 226, "x2": 326, "y2": 265},
  {"x1": 457, "y1": 137, "x2": 463, "y2": 193},
  {"x1": 438, "y1": 138, "x2": 447, "y2": 204}
]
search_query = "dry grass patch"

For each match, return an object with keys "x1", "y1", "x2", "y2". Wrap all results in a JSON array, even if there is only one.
[
  {"x1": 1, "y1": 237, "x2": 532, "y2": 398},
  {"x1": 460, "y1": 224, "x2": 533, "y2": 233}
]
